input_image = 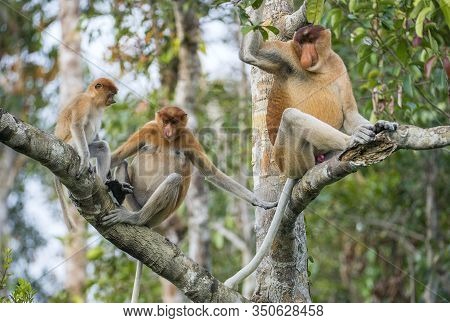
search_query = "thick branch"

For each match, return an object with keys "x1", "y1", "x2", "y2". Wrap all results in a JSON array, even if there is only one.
[
  {"x1": 0, "y1": 109, "x2": 247, "y2": 303},
  {"x1": 289, "y1": 125, "x2": 450, "y2": 217}
]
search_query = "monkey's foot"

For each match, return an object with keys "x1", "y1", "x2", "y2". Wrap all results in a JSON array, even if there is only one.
[
  {"x1": 349, "y1": 124, "x2": 376, "y2": 146},
  {"x1": 76, "y1": 162, "x2": 93, "y2": 179},
  {"x1": 105, "y1": 179, "x2": 134, "y2": 205},
  {"x1": 102, "y1": 207, "x2": 139, "y2": 226}
]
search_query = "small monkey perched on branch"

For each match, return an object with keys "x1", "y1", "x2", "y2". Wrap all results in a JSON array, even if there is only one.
[
  {"x1": 225, "y1": 12, "x2": 397, "y2": 287},
  {"x1": 103, "y1": 106, "x2": 277, "y2": 302},
  {"x1": 54, "y1": 77, "x2": 132, "y2": 230}
]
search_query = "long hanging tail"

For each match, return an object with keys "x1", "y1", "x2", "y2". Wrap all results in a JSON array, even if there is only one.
[
  {"x1": 224, "y1": 178, "x2": 296, "y2": 289},
  {"x1": 131, "y1": 260, "x2": 143, "y2": 303},
  {"x1": 54, "y1": 177, "x2": 75, "y2": 231}
]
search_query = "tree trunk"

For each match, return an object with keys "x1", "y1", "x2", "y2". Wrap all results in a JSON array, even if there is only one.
[
  {"x1": 173, "y1": 0, "x2": 211, "y2": 271},
  {"x1": 0, "y1": 145, "x2": 26, "y2": 298},
  {"x1": 423, "y1": 151, "x2": 439, "y2": 302},
  {"x1": 248, "y1": 0, "x2": 311, "y2": 302},
  {"x1": 58, "y1": 0, "x2": 86, "y2": 302}
]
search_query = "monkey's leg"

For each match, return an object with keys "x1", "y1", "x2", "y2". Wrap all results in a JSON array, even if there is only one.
[
  {"x1": 102, "y1": 173, "x2": 182, "y2": 227},
  {"x1": 274, "y1": 108, "x2": 352, "y2": 178},
  {"x1": 114, "y1": 161, "x2": 140, "y2": 210},
  {"x1": 89, "y1": 140, "x2": 111, "y2": 182}
]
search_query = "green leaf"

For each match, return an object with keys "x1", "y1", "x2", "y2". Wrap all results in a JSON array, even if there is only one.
[
  {"x1": 241, "y1": 25, "x2": 255, "y2": 35},
  {"x1": 259, "y1": 27, "x2": 269, "y2": 41},
  {"x1": 415, "y1": 7, "x2": 432, "y2": 37},
  {"x1": 86, "y1": 246, "x2": 104, "y2": 261},
  {"x1": 251, "y1": 0, "x2": 264, "y2": 10},
  {"x1": 395, "y1": 40, "x2": 409, "y2": 63},
  {"x1": 427, "y1": 30, "x2": 439, "y2": 53},
  {"x1": 306, "y1": 0, "x2": 325, "y2": 24},
  {"x1": 238, "y1": 7, "x2": 251, "y2": 25},
  {"x1": 264, "y1": 25, "x2": 280, "y2": 35},
  {"x1": 349, "y1": 0, "x2": 356, "y2": 13},
  {"x1": 439, "y1": 0, "x2": 450, "y2": 29},
  {"x1": 403, "y1": 74, "x2": 413, "y2": 97}
]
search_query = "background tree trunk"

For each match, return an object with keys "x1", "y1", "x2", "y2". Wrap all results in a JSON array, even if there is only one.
[
  {"x1": 173, "y1": 0, "x2": 211, "y2": 271},
  {"x1": 58, "y1": 0, "x2": 87, "y2": 302},
  {"x1": 423, "y1": 151, "x2": 439, "y2": 302},
  {"x1": 249, "y1": 0, "x2": 311, "y2": 302}
]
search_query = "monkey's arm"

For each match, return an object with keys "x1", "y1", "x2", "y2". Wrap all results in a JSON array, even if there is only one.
[
  {"x1": 111, "y1": 124, "x2": 157, "y2": 168},
  {"x1": 69, "y1": 107, "x2": 90, "y2": 177},
  {"x1": 186, "y1": 135, "x2": 276, "y2": 210},
  {"x1": 341, "y1": 77, "x2": 397, "y2": 144},
  {"x1": 240, "y1": 29, "x2": 292, "y2": 74}
]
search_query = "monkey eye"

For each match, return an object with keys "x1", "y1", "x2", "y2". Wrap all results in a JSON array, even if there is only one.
[{"x1": 95, "y1": 83, "x2": 103, "y2": 89}]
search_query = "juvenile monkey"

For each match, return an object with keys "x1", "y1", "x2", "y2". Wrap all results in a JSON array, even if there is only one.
[
  {"x1": 54, "y1": 77, "x2": 130, "y2": 230},
  {"x1": 224, "y1": 21, "x2": 397, "y2": 288},
  {"x1": 102, "y1": 106, "x2": 277, "y2": 302}
]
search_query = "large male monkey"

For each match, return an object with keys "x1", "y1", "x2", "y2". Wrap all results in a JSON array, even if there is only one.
[
  {"x1": 224, "y1": 15, "x2": 397, "y2": 287},
  {"x1": 54, "y1": 77, "x2": 131, "y2": 230},
  {"x1": 103, "y1": 106, "x2": 277, "y2": 302}
]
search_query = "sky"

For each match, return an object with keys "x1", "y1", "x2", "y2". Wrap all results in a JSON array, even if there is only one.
[{"x1": 14, "y1": 2, "x2": 244, "y2": 297}]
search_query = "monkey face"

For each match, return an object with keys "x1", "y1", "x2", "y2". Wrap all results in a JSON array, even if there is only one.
[
  {"x1": 156, "y1": 106, "x2": 188, "y2": 141},
  {"x1": 105, "y1": 91, "x2": 117, "y2": 106},
  {"x1": 91, "y1": 77, "x2": 118, "y2": 107}
]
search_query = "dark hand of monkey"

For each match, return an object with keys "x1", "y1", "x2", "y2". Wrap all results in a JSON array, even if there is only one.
[
  {"x1": 105, "y1": 179, "x2": 134, "y2": 205},
  {"x1": 373, "y1": 120, "x2": 398, "y2": 134}
]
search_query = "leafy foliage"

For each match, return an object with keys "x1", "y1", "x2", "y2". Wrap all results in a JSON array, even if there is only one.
[
  {"x1": 307, "y1": 0, "x2": 325, "y2": 24},
  {"x1": 1, "y1": 249, "x2": 37, "y2": 303}
]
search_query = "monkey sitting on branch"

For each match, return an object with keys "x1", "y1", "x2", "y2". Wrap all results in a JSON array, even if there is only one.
[
  {"x1": 54, "y1": 77, "x2": 132, "y2": 230},
  {"x1": 102, "y1": 106, "x2": 278, "y2": 302},
  {"x1": 224, "y1": 22, "x2": 398, "y2": 289}
]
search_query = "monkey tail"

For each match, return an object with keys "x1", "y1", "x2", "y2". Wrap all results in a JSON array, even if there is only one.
[
  {"x1": 54, "y1": 177, "x2": 75, "y2": 231},
  {"x1": 131, "y1": 260, "x2": 143, "y2": 303},
  {"x1": 224, "y1": 178, "x2": 297, "y2": 289}
]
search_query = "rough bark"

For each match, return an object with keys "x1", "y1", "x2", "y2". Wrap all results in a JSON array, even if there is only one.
[
  {"x1": 58, "y1": 0, "x2": 86, "y2": 301},
  {"x1": 247, "y1": 0, "x2": 310, "y2": 303},
  {"x1": 1, "y1": 109, "x2": 448, "y2": 302},
  {"x1": 173, "y1": 0, "x2": 211, "y2": 270}
]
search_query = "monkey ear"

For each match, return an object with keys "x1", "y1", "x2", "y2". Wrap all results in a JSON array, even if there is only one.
[{"x1": 95, "y1": 83, "x2": 103, "y2": 89}]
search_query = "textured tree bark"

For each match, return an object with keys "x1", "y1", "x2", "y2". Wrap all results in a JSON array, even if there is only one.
[
  {"x1": 247, "y1": 0, "x2": 310, "y2": 303},
  {"x1": 173, "y1": 0, "x2": 211, "y2": 271},
  {"x1": 1, "y1": 109, "x2": 448, "y2": 302},
  {"x1": 58, "y1": 0, "x2": 87, "y2": 302}
]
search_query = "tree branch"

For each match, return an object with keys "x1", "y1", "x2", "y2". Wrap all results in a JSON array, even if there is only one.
[
  {"x1": 0, "y1": 109, "x2": 247, "y2": 303},
  {"x1": 288, "y1": 125, "x2": 450, "y2": 220}
]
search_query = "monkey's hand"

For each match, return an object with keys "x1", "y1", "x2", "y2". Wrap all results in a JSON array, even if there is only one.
[
  {"x1": 76, "y1": 156, "x2": 92, "y2": 179},
  {"x1": 102, "y1": 207, "x2": 140, "y2": 226},
  {"x1": 105, "y1": 179, "x2": 134, "y2": 205},
  {"x1": 349, "y1": 124, "x2": 376, "y2": 146},
  {"x1": 373, "y1": 120, "x2": 398, "y2": 134},
  {"x1": 253, "y1": 199, "x2": 278, "y2": 210}
]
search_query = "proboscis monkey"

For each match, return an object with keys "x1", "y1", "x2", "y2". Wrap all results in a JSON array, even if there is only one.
[
  {"x1": 103, "y1": 106, "x2": 278, "y2": 302},
  {"x1": 224, "y1": 17, "x2": 397, "y2": 288},
  {"x1": 54, "y1": 77, "x2": 132, "y2": 230}
]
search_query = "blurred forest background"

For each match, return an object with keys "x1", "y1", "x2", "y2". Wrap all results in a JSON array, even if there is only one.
[{"x1": 0, "y1": 0, "x2": 449, "y2": 303}]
